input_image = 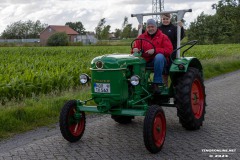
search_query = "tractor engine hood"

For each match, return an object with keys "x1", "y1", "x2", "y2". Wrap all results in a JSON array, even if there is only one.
[{"x1": 91, "y1": 53, "x2": 146, "y2": 70}]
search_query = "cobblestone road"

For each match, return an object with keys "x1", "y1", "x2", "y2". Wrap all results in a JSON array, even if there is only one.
[{"x1": 0, "y1": 71, "x2": 240, "y2": 160}]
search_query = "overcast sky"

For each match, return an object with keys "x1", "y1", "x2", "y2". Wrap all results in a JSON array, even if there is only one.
[{"x1": 0, "y1": 0, "x2": 219, "y2": 34}]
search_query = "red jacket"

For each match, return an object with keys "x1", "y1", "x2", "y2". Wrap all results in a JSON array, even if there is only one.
[{"x1": 132, "y1": 29, "x2": 173, "y2": 62}]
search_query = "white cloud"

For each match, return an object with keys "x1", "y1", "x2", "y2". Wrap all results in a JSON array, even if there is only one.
[{"x1": 0, "y1": 0, "x2": 219, "y2": 34}]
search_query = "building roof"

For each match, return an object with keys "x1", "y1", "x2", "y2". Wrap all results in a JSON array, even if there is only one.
[{"x1": 41, "y1": 25, "x2": 79, "y2": 35}]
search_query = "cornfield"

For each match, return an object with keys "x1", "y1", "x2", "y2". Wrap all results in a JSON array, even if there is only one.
[
  {"x1": 0, "y1": 46, "x2": 130, "y2": 105},
  {"x1": 1, "y1": 43, "x2": 240, "y2": 105}
]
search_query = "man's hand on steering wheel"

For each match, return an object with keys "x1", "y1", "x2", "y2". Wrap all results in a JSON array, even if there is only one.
[
  {"x1": 133, "y1": 48, "x2": 140, "y2": 53},
  {"x1": 131, "y1": 38, "x2": 156, "y2": 55},
  {"x1": 145, "y1": 49, "x2": 154, "y2": 55}
]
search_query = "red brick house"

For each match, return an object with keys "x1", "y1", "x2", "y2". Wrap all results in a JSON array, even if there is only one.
[{"x1": 40, "y1": 25, "x2": 79, "y2": 45}]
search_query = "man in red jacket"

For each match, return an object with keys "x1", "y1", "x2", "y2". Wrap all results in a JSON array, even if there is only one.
[{"x1": 132, "y1": 18, "x2": 173, "y2": 93}]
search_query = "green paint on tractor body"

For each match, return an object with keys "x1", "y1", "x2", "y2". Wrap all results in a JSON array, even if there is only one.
[
  {"x1": 77, "y1": 53, "x2": 202, "y2": 116},
  {"x1": 60, "y1": 11, "x2": 206, "y2": 153}
]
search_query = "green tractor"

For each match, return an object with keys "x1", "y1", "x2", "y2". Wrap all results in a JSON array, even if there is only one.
[{"x1": 59, "y1": 9, "x2": 206, "y2": 153}]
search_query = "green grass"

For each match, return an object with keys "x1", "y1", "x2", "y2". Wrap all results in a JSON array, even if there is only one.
[
  {"x1": 0, "y1": 86, "x2": 92, "y2": 139},
  {"x1": 202, "y1": 55, "x2": 240, "y2": 79},
  {"x1": 183, "y1": 44, "x2": 240, "y2": 78},
  {"x1": 0, "y1": 44, "x2": 240, "y2": 140}
]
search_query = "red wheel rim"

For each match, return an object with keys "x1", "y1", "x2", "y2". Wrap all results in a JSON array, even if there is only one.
[
  {"x1": 153, "y1": 112, "x2": 166, "y2": 147},
  {"x1": 191, "y1": 79, "x2": 204, "y2": 119},
  {"x1": 68, "y1": 108, "x2": 85, "y2": 136}
]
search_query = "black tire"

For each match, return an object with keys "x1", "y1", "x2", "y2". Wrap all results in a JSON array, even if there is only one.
[
  {"x1": 111, "y1": 115, "x2": 134, "y2": 124},
  {"x1": 143, "y1": 105, "x2": 166, "y2": 153},
  {"x1": 175, "y1": 67, "x2": 206, "y2": 130},
  {"x1": 59, "y1": 100, "x2": 86, "y2": 142}
]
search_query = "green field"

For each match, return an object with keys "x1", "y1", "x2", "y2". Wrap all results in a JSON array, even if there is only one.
[
  {"x1": 0, "y1": 46, "x2": 130, "y2": 105},
  {"x1": 0, "y1": 44, "x2": 240, "y2": 139},
  {"x1": 1, "y1": 44, "x2": 240, "y2": 105}
]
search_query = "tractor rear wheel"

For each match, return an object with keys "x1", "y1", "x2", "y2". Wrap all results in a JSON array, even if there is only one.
[
  {"x1": 143, "y1": 105, "x2": 166, "y2": 153},
  {"x1": 175, "y1": 67, "x2": 206, "y2": 130},
  {"x1": 111, "y1": 115, "x2": 134, "y2": 124},
  {"x1": 59, "y1": 100, "x2": 86, "y2": 142}
]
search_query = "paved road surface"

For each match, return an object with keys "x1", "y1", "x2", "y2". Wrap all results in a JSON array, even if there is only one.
[{"x1": 0, "y1": 71, "x2": 240, "y2": 160}]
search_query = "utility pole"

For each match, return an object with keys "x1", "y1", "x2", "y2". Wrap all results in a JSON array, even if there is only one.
[{"x1": 152, "y1": 0, "x2": 164, "y2": 23}]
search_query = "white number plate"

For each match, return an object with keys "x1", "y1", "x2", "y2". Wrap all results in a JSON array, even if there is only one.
[{"x1": 94, "y1": 83, "x2": 111, "y2": 93}]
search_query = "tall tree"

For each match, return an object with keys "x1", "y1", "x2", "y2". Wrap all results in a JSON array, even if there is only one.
[
  {"x1": 121, "y1": 24, "x2": 132, "y2": 39},
  {"x1": 101, "y1": 25, "x2": 111, "y2": 39},
  {"x1": 65, "y1": 21, "x2": 85, "y2": 34},
  {"x1": 122, "y1": 16, "x2": 128, "y2": 29},
  {"x1": 114, "y1": 28, "x2": 122, "y2": 39},
  {"x1": 188, "y1": 0, "x2": 240, "y2": 44},
  {"x1": 130, "y1": 28, "x2": 138, "y2": 38},
  {"x1": 1, "y1": 20, "x2": 47, "y2": 39},
  {"x1": 212, "y1": 0, "x2": 240, "y2": 42},
  {"x1": 31, "y1": 20, "x2": 46, "y2": 38},
  {"x1": 95, "y1": 18, "x2": 106, "y2": 40}
]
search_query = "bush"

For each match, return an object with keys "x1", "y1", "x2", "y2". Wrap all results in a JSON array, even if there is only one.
[{"x1": 47, "y1": 32, "x2": 69, "y2": 46}]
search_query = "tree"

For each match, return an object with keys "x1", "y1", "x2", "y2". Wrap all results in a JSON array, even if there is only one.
[
  {"x1": 31, "y1": 20, "x2": 47, "y2": 38},
  {"x1": 121, "y1": 24, "x2": 132, "y2": 39},
  {"x1": 101, "y1": 25, "x2": 111, "y2": 39},
  {"x1": 65, "y1": 21, "x2": 85, "y2": 34},
  {"x1": 1, "y1": 20, "x2": 47, "y2": 39},
  {"x1": 187, "y1": 13, "x2": 207, "y2": 44},
  {"x1": 95, "y1": 18, "x2": 106, "y2": 40},
  {"x1": 47, "y1": 32, "x2": 69, "y2": 46},
  {"x1": 188, "y1": 0, "x2": 240, "y2": 44},
  {"x1": 130, "y1": 28, "x2": 138, "y2": 38},
  {"x1": 122, "y1": 16, "x2": 128, "y2": 29},
  {"x1": 114, "y1": 28, "x2": 122, "y2": 39},
  {"x1": 212, "y1": 0, "x2": 240, "y2": 42},
  {"x1": 95, "y1": 18, "x2": 112, "y2": 40}
]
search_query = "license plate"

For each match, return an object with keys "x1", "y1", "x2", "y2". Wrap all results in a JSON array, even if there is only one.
[{"x1": 94, "y1": 83, "x2": 111, "y2": 93}]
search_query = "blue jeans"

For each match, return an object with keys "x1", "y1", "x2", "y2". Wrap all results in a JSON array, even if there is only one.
[{"x1": 146, "y1": 54, "x2": 166, "y2": 84}]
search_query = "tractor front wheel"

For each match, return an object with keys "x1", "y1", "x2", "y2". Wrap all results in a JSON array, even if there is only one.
[
  {"x1": 175, "y1": 67, "x2": 206, "y2": 130},
  {"x1": 143, "y1": 105, "x2": 166, "y2": 153},
  {"x1": 59, "y1": 100, "x2": 86, "y2": 142}
]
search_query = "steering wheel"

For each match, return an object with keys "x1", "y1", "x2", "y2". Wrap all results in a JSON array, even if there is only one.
[{"x1": 130, "y1": 38, "x2": 156, "y2": 56}]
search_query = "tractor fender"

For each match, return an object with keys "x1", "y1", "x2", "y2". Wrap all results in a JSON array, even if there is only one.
[{"x1": 169, "y1": 57, "x2": 203, "y2": 83}]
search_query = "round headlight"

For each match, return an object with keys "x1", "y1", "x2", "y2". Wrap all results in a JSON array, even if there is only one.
[
  {"x1": 96, "y1": 61, "x2": 103, "y2": 69},
  {"x1": 80, "y1": 74, "x2": 89, "y2": 84},
  {"x1": 130, "y1": 75, "x2": 140, "y2": 86}
]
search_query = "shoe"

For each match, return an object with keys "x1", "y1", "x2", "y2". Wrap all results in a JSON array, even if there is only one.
[
  {"x1": 162, "y1": 75, "x2": 169, "y2": 87},
  {"x1": 152, "y1": 83, "x2": 163, "y2": 94}
]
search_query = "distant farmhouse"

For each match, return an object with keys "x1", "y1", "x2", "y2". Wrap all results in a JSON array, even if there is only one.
[
  {"x1": 40, "y1": 25, "x2": 79, "y2": 46},
  {"x1": 40, "y1": 25, "x2": 98, "y2": 46}
]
